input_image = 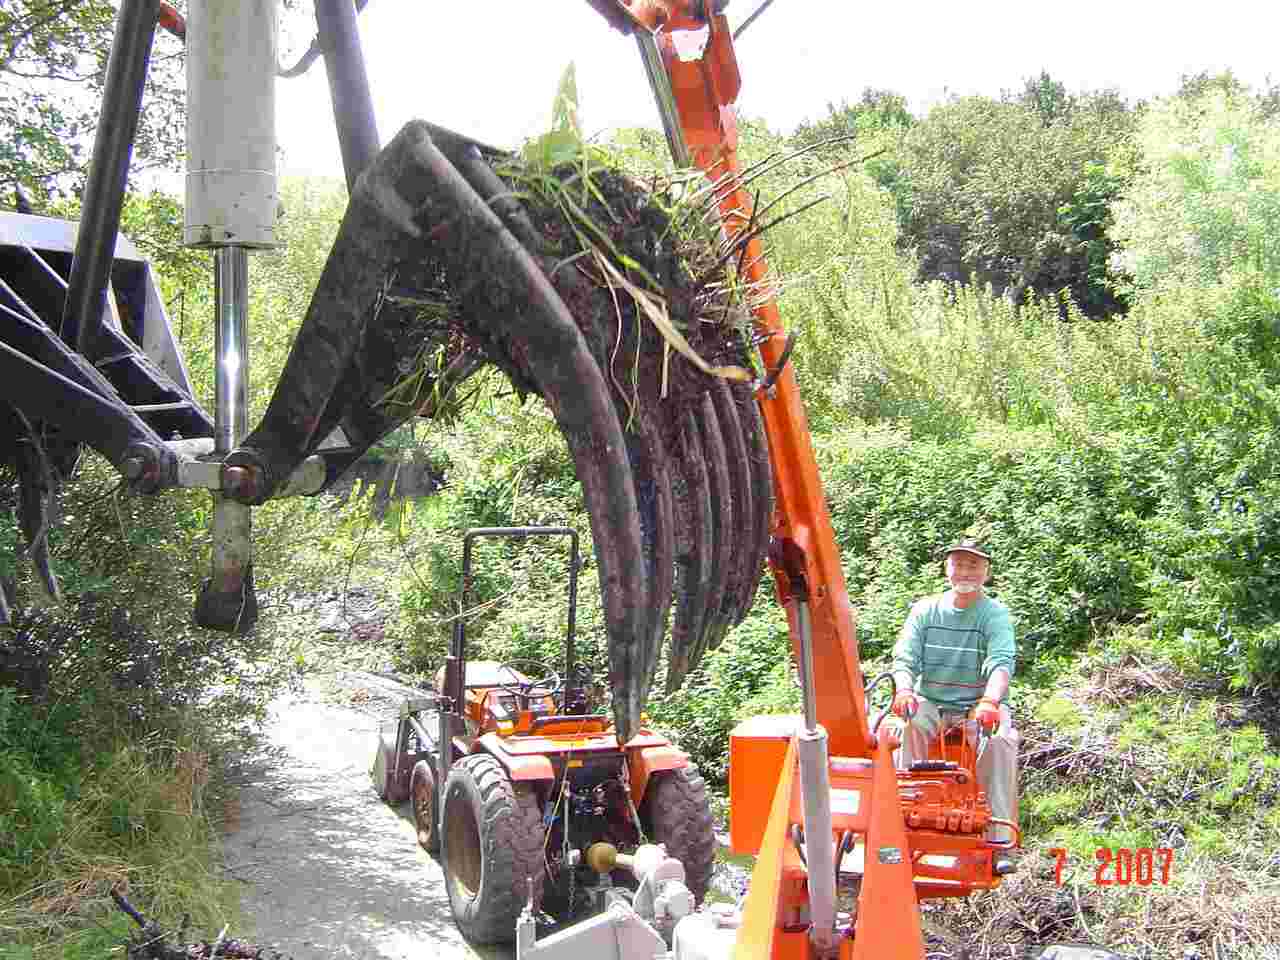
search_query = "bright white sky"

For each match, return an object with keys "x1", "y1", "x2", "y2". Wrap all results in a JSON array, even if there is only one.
[{"x1": 273, "y1": 1, "x2": 1278, "y2": 178}]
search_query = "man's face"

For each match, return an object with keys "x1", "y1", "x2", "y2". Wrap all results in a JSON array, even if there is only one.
[{"x1": 945, "y1": 550, "x2": 989, "y2": 593}]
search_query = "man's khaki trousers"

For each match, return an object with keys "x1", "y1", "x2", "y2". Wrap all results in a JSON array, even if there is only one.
[{"x1": 895, "y1": 699, "x2": 1019, "y2": 845}]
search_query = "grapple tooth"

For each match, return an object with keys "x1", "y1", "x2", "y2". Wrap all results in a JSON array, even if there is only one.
[
  {"x1": 445, "y1": 133, "x2": 673, "y2": 736},
  {"x1": 686, "y1": 392, "x2": 732, "y2": 675},
  {"x1": 624, "y1": 414, "x2": 675, "y2": 708},
  {"x1": 738, "y1": 382, "x2": 774, "y2": 618},
  {"x1": 666, "y1": 410, "x2": 713, "y2": 693},
  {"x1": 708, "y1": 379, "x2": 753, "y2": 632},
  {"x1": 442, "y1": 135, "x2": 686, "y2": 737}
]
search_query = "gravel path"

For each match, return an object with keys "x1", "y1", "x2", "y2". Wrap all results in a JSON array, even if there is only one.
[{"x1": 221, "y1": 669, "x2": 506, "y2": 960}]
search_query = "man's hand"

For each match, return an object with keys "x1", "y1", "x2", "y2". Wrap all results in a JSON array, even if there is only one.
[
  {"x1": 892, "y1": 690, "x2": 919, "y2": 720},
  {"x1": 973, "y1": 697, "x2": 1001, "y2": 733}
]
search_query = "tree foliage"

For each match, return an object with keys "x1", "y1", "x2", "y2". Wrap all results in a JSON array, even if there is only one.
[
  {"x1": 878, "y1": 76, "x2": 1136, "y2": 318},
  {"x1": 1110, "y1": 85, "x2": 1280, "y2": 291},
  {"x1": 790, "y1": 88, "x2": 914, "y2": 149},
  {"x1": 0, "y1": 0, "x2": 186, "y2": 205}
]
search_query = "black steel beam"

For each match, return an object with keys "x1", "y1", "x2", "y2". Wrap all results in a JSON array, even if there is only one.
[
  {"x1": 315, "y1": 0, "x2": 380, "y2": 191},
  {"x1": 0, "y1": 338, "x2": 174, "y2": 490},
  {"x1": 60, "y1": 0, "x2": 162, "y2": 357}
]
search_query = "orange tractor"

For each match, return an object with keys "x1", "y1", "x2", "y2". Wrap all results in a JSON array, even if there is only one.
[{"x1": 372, "y1": 526, "x2": 716, "y2": 943}]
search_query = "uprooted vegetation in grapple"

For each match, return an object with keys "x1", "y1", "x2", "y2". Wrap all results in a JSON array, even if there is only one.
[
  {"x1": 500, "y1": 161, "x2": 752, "y2": 425},
  {"x1": 380, "y1": 154, "x2": 754, "y2": 443}
]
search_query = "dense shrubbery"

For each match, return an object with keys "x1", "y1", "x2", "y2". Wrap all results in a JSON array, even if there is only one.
[
  {"x1": 1111, "y1": 85, "x2": 1280, "y2": 291},
  {"x1": 0, "y1": 688, "x2": 81, "y2": 882},
  {"x1": 785, "y1": 74, "x2": 1139, "y2": 320},
  {"x1": 5, "y1": 57, "x2": 1280, "y2": 947},
  {"x1": 386, "y1": 395, "x2": 608, "y2": 679},
  {"x1": 822, "y1": 429, "x2": 1153, "y2": 667}
]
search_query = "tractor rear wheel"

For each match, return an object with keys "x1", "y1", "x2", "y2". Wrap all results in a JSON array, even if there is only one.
[
  {"x1": 441, "y1": 754, "x2": 545, "y2": 944},
  {"x1": 411, "y1": 760, "x2": 439, "y2": 854},
  {"x1": 641, "y1": 765, "x2": 716, "y2": 904}
]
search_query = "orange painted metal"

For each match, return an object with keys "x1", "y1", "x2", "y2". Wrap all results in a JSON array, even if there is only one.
[
  {"x1": 731, "y1": 737, "x2": 796, "y2": 960},
  {"x1": 475, "y1": 733, "x2": 555, "y2": 781},
  {"x1": 849, "y1": 734, "x2": 925, "y2": 960},
  {"x1": 528, "y1": 715, "x2": 612, "y2": 736},
  {"x1": 729, "y1": 714, "x2": 801, "y2": 855}
]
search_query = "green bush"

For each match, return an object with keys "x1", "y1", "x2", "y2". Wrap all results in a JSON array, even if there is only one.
[
  {"x1": 1140, "y1": 429, "x2": 1280, "y2": 689},
  {"x1": 389, "y1": 394, "x2": 606, "y2": 678},
  {"x1": 1111, "y1": 86, "x2": 1280, "y2": 292},
  {"x1": 875, "y1": 82, "x2": 1136, "y2": 317},
  {"x1": 821, "y1": 428, "x2": 1156, "y2": 673},
  {"x1": 0, "y1": 689, "x2": 81, "y2": 880}
]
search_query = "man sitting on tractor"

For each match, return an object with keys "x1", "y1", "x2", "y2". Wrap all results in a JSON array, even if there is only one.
[{"x1": 890, "y1": 537, "x2": 1019, "y2": 846}]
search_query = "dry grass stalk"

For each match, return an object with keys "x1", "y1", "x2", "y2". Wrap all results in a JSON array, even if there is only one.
[{"x1": 26, "y1": 863, "x2": 130, "y2": 917}]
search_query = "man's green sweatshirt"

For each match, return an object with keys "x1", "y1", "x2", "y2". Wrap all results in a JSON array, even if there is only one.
[{"x1": 891, "y1": 592, "x2": 1016, "y2": 709}]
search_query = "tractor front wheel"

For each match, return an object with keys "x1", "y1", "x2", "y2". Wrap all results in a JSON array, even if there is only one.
[
  {"x1": 641, "y1": 765, "x2": 716, "y2": 904},
  {"x1": 441, "y1": 754, "x2": 545, "y2": 944},
  {"x1": 411, "y1": 760, "x2": 439, "y2": 853}
]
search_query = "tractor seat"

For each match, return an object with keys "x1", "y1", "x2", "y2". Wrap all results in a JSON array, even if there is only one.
[{"x1": 434, "y1": 660, "x2": 532, "y2": 693}]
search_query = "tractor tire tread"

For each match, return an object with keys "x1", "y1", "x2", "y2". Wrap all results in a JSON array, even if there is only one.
[
  {"x1": 642, "y1": 765, "x2": 716, "y2": 904},
  {"x1": 444, "y1": 754, "x2": 544, "y2": 944}
]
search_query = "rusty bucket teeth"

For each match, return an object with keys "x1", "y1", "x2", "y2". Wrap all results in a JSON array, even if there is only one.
[
  {"x1": 623, "y1": 414, "x2": 675, "y2": 709},
  {"x1": 664, "y1": 379, "x2": 772, "y2": 690},
  {"x1": 667, "y1": 410, "x2": 713, "y2": 693},
  {"x1": 376, "y1": 123, "x2": 652, "y2": 741},
  {"x1": 687, "y1": 392, "x2": 732, "y2": 674}
]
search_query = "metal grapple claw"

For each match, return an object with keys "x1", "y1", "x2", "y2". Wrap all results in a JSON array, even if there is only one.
[{"x1": 244, "y1": 121, "x2": 772, "y2": 740}]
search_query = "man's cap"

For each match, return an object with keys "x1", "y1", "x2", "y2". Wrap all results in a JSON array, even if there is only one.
[{"x1": 944, "y1": 538, "x2": 991, "y2": 561}]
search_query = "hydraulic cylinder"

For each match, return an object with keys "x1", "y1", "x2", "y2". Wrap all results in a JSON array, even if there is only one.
[
  {"x1": 185, "y1": 0, "x2": 278, "y2": 631},
  {"x1": 184, "y1": 0, "x2": 278, "y2": 248}
]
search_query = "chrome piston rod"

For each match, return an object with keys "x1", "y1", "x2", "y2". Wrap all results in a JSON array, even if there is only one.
[
  {"x1": 796, "y1": 598, "x2": 837, "y2": 955},
  {"x1": 635, "y1": 30, "x2": 692, "y2": 169},
  {"x1": 194, "y1": 248, "x2": 256, "y2": 631},
  {"x1": 215, "y1": 248, "x2": 250, "y2": 453}
]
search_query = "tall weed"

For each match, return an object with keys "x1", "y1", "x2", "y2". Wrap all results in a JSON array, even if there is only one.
[
  {"x1": 0, "y1": 688, "x2": 233, "y2": 954},
  {"x1": 1110, "y1": 87, "x2": 1280, "y2": 291}
]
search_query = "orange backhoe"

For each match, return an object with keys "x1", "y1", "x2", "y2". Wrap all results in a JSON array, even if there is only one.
[{"x1": 577, "y1": 4, "x2": 1018, "y2": 958}]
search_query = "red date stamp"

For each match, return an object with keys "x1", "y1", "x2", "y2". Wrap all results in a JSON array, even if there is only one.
[{"x1": 1048, "y1": 847, "x2": 1174, "y2": 886}]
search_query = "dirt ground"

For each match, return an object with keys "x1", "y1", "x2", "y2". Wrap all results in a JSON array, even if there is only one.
[{"x1": 221, "y1": 669, "x2": 504, "y2": 960}]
